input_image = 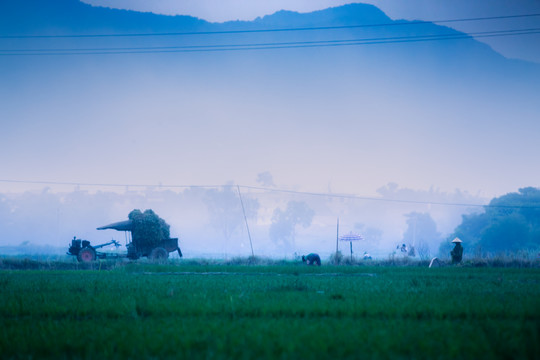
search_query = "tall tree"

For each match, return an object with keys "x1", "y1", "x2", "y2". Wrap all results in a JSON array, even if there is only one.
[
  {"x1": 447, "y1": 187, "x2": 540, "y2": 254},
  {"x1": 203, "y1": 186, "x2": 259, "y2": 243},
  {"x1": 269, "y1": 201, "x2": 314, "y2": 253},
  {"x1": 402, "y1": 212, "x2": 442, "y2": 259}
]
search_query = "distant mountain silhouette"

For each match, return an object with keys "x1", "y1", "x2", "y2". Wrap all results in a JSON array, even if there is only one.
[
  {"x1": 0, "y1": 0, "x2": 522, "y2": 65},
  {"x1": 1, "y1": 1, "x2": 538, "y2": 84},
  {"x1": 2, "y1": 1, "x2": 396, "y2": 34},
  {"x1": 0, "y1": 0, "x2": 209, "y2": 34}
]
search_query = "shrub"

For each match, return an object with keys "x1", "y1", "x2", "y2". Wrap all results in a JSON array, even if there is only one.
[{"x1": 329, "y1": 251, "x2": 343, "y2": 265}]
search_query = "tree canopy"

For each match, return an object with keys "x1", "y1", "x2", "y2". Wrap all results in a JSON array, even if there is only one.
[
  {"x1": 203, "y1": 186, "x2": 259, "y2": 241},
  {"x1": 269, "y1": 201, "x2": 315, "y2": 253},
  {"x1": 401, "y1": 212, "x2": 442, "y2": 259},
  {"x1": 447, "y1": 187, "x2": 540, "y2": 254}
]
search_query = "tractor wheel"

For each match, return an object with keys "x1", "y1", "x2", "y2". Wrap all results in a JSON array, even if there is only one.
[
  {"x1": 77, "y1": 247, "x2": 96, "y2": 263},
  {"x1": 149, "y1": 247, "x2": 168, "y2": 262}
]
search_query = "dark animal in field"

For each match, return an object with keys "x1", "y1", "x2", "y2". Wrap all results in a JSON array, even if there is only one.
[{"x1": 302, "y1": 253, "x2": 321, "y2": 266}]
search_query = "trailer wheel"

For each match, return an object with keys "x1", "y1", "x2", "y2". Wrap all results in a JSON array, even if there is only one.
[
  {"x1": 77, "y1": 247, "x2": 96, "y2": 263},
  {"x1": 150, "y1": 247, "x2": 168, "y2": 262},
  {"x1": 127, "y1": 243, "x2": 140, "y2": 260}
]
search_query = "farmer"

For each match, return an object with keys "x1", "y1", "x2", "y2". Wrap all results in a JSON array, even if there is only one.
[
  {"x1": 450, "y1": 238, "x2": 463, "y2": 264},
  {"x1": 302, "y1": 253, "x2": 321, "y2": 266},
  {"x1": 363, "y1": 251, "x2": 372, "y2": 260}
]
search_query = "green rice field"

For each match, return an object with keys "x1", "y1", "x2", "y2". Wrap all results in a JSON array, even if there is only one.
[{"x1": 1, "y1": 262, "x2": 539, "y2": 359}]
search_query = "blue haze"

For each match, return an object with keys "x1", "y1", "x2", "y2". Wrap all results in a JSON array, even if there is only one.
[{"x1": 0, "y1": 1, "x2": 539, "y2": 257}]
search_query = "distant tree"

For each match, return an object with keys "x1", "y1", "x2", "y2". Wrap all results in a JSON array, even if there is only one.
[
  {"x1": 203, "y1": 186, "x2": 259, "y2": 242},
  {"x1": 445, "y1": 187, "x2": 540, "y2": 254},
  {"x1": 256, "y1": 171, "x2": 275, "y2": 187},
  {"x1": 353, "y1": 223, "x2": 382, "y2": 249},
  {"x1": 269, "y1": 201, "x2": 314, "y2": 253},
  {"x1": 480, "y1": 214, "x2": 530, "y2": 252},
  {"x1": 401, "y1": 212, "x2": 442, "y2": 259}
]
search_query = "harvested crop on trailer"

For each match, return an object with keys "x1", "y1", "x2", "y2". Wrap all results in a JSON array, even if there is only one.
[{"x1": 128, "y1": 209, "x2": 170, "y2": 249}]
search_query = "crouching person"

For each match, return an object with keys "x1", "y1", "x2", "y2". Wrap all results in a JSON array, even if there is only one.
[{"x1": 302, "y1": 253, "x2": 321, "y2": 266}]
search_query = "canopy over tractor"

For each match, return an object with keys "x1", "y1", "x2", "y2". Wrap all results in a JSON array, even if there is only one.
[{"x1": 97, "y1": 220, "x2": 134, "y2": 231}]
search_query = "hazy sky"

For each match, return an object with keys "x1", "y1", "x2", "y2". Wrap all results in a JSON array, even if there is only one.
[
  {"x1": 82, "y1": 0, "x2": 540, "y2": 63},
  {"x1": 1, "y1": 0, "x2": 539, "y2": 200}
]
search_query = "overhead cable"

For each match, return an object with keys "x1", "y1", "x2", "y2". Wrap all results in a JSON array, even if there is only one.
[
  {"x1": 2, "y1": 179, "x2": 539, "y2": 209},
  {"x1": 0, "y1": 27, "x2": 536, "y2": 53},
  {"x1": 1, "y1": 27, "x2": 538, "y2": 56},
  {"x1": 1, "y1": 13, "x2": 539, "y2": 39}
]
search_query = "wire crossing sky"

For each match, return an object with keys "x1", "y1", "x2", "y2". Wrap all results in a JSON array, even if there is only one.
[
  {"x1": 3, "y1": 179, "x2": 540, "y2": 210},
  {"x1": 2, "y1": 13, "x2": 539, "y2": 39},
  {"x1": 2, "y1": 28, "x2": 539, "y2": 56},
  {"x1": 2, "y1": 13, "x2": 539, "y2": 56}
]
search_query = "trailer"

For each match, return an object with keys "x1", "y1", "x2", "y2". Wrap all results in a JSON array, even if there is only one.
[{"x1": 67, "y1": 219, "x2": 182, "y2": 262}]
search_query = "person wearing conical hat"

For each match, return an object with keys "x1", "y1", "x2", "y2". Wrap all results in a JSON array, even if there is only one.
[{"x1": 450, "y1": 238, "x2": 463, "y2": 264}]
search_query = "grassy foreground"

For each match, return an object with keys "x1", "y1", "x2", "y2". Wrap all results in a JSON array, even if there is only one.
[{"x1": 1, "y1": 263, "x2": 539, "y2": 359}]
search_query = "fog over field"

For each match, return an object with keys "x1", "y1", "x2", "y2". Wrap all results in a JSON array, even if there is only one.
[
  {"x1": 1, "y1": 1, "x2": 539, "y2": 258},
  {"x1": 0, "y1": 182, "x2": 487, "y2": 259}
]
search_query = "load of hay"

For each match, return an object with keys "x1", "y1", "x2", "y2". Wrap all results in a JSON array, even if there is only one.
[{"x1": 128, "y1": 209, "x2": 170, "y2": 250}]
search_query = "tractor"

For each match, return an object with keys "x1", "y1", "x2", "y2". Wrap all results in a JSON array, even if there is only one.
[
  {"x1": 67, "y1": 219, "x2": 183, "y2": 263},
  {"x1": 67, "y1": 237, "x2": 122, "y2": 262}
]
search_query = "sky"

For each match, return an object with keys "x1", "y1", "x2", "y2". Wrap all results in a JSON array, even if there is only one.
[
  {"x1": 81, "y1": 0, "x2": 540, "y2": 63},
  {"x1": 1, "y1": 0, "x2": 540, "y2": 255},
  {"x1": 1, "y1": 0, "x2": 540, "y2": 201}
]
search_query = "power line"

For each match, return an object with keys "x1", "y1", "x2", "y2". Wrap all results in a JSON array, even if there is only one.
[
  {"x1": 1, "y1": 28, "x2": 538, "y2": 56},
  {"x1": 2, "y1": 27, "x2": 537, "y2": 54},
  {"x1": 1, "y1": 13, "x2": 539, "y2": 39},
  {"x1": 0, "y1": 179, "x2": 220, "y2": 189},
  {"x1": 240, "y1": 185, "x2": 492, "y2": 208},
  {"x1": 1, "y1": 178, "x2": 539, "y2": 209}
]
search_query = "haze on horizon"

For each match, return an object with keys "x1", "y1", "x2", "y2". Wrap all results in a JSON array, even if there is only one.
[
  {"x1": 1, "y1": 0, "x2": 539, "y2": 258},
  {"x1": 1, "y1": 0, "x2": 539, "y2": 199}
]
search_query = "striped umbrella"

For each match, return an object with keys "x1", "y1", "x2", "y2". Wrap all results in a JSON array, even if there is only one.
[{"x1": 339, "y1": 232, "x2": 364, "y2": 260}]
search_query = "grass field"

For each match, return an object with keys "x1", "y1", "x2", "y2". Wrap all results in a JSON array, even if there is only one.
[{"x1": 1, "y1": 261, "x2": 539, "y2": 359}]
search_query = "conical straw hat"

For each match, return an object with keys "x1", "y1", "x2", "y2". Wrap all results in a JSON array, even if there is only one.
[{"x1": 451, "y1": 237, "x2": 463, "y2": 243}]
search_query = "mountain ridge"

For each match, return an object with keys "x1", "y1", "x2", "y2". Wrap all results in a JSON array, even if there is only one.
[
  {"x1": 0, "y1": 1, "x2": 395, "y2": 33},
  {"x1": 0, "y1": 0, "x2": 538, "y2": 77},
  {"x1": 1, "y1": 0, "x2": 529, "y2": 69},
  {"x1": 0, "y1": 0, "x2": 210, "y2": 35}
]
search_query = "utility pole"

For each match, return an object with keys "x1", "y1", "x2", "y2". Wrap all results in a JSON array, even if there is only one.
[
  {"x1": 336, "y1": 217, "x2": 339, "y2": 253},
  {"x1": 237, "y1": 185, "x2": 254, "y2": 257}
]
